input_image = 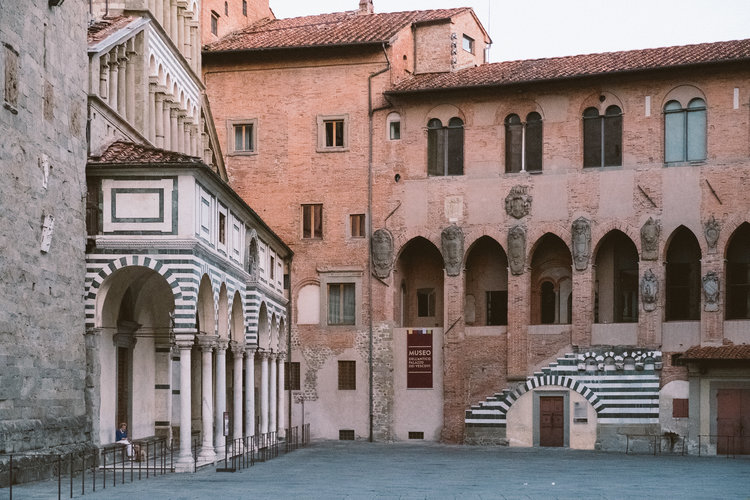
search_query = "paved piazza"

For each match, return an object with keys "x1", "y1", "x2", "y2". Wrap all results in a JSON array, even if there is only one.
[{"x1": 8, "y1": 441, "x2": 750, "y2": 499}]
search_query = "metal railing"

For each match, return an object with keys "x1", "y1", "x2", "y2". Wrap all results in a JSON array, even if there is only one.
[
  {"x1": 1, "y1": 436, "x2": 175, "y2": 499},
  {"x1": 625, "y1": 433, "x2": 687, "y2": 455},
  {"x1": 214, "y1": 425, "x2": 311, "y2": 474}
]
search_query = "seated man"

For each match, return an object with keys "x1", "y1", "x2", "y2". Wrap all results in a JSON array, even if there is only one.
[{"x1": 116, "y1": 422, "x2": 133, "y2": 458}]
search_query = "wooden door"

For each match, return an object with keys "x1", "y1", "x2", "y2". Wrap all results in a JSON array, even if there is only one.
[
  {"x1": 717, "y1": 389, "x2": 750, "y2": 455},
  {"x1": 539, "y1": 396, "x2": 564, "y2": 447}
]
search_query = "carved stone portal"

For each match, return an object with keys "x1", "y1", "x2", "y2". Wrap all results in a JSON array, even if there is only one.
[
  {"x1": 371, "y1": 228, "x2": 394, "y2": 279},
  {"x1": 702, "y1": 271, "x2": 720, "y2": 312},
  {"x1": 571, "y1": 217, "x2": 591, "y2": 271},
  {"x1": 704, "y1": 215, "x2": 720, "y2": 253},
  {"x1": 508, "y1": 225, "x2": 526, "y2": 276},
  {"x1": 441, "y1": 225, "x2": 464, "y2": 276},
  {"x1": 640, "y1": 269, "x2": 658, "y2": 312},
  {"x1": 505, "y1": 185, "x2": 532, "y2": 219},
  {"x1": 640, "y1": 217, "x2": 660, "y2": 261}
]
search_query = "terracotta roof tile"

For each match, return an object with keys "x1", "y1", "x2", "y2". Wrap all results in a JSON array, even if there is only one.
[
  {"x1": 88, "y1": 16, "x2": 137, "y2": 46},
  {"x1": 89, "y1": 141, "x2": 203, "y2": 165},
  {"x1": 204, "y1": 8, "x2": 470, "y2": 52},
  {"x1": 389, "y1": 38, "x2": 750, "y2": 93},
  {"x1": 679, "y1": 344, "x2": 750, "y2": 360}
]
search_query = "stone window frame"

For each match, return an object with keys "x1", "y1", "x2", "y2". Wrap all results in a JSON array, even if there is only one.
[
  {"x1": 210, "y1": 11, "x2": 219, "y2": 36},
  {"x1": 462, "y1": 34, "x2": 475, "y2": 54},
  {"x1": 504, "y1": 111, "x2": 543, "y2": 173},
  {"x1": 349, "y1": 213, "x2": 366, "y2": 239},
  {"x1": 338, "y1": 360, "x2": 356, "y2": 390},
  {"x1": 301, "y1": 203, "x2": 323, "y2": 239},
  {"x1": 227, "y1": 118, "x2": 258, "y2": 156},
  {"x1": 316, "y1": 114, "x2": 349, "y2": 152},
  {"x1": 662, "y1": 88, "x2": 707, "y2": 165},
  {"x1": 319, "y1": 269, "x2": 363, "y2": 328}
]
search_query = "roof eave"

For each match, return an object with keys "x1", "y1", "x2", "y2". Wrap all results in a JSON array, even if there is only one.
[{"x1": 203, "y1": 40, "x2": 387, "y2": 56}]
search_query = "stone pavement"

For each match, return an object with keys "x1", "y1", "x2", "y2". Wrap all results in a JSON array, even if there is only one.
[{"x1": 5, "y1": 441, "x2": 750, "y2": 499}]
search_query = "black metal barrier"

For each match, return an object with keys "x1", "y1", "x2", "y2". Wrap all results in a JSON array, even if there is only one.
[
  {"x1": 1, "y1": 436, "x2": 175, "y2": 499},
  {"x1": 215, "y1": 426, "x2": 311, "y2": 474}
]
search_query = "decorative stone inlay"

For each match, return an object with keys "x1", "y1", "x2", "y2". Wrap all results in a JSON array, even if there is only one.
[
  {"x1": 640, "y1": 217, "x2": 660, "y2": 261},
  {"x1": 441, "y1": 224, "x2": 464, "y2": 276},
  {"x1": 371, "y1": 228, "x2": 393, "y2": 279},
  {"x1": 702, "y1": 271, "x2": 720, "y2": 312},
  {"x1": 571, "y1": 217, "x2": 591, "y2": 271},
  {"x1": 508, "y1": 225, "x2": 526, "y2": 276},
  {"x1": 640, "y1": 269, "x2": 658, "y2": 311},
  {"x1": 704, "y1": 215, "x2": 720, "y2": 253}
]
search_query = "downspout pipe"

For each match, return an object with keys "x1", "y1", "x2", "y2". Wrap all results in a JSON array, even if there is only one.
[
  {"x1": 367, "y1": 43, "x2": 391, "y2": 443},
  {"x1": 287, "y1": 256, "x2": 293, "y2": 440}
]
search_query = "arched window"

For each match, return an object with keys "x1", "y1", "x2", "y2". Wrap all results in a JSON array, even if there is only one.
[
  {"x1": 427, "y1": 117, "x2": 463, "y2": 176},
  {"x1": 583, "y1": 105, "x2": 622, "y2": 167},
  {"x1": 726, "y1": 223, "x2": 750, "y2": 319},
  {"x1": 387, "y1": 112, "x2": 401, "y2": 140},
  {"x1": 504, "y1": 112, "x2": 543, "y2": 173},
  {"x1": 664, "y1": 98, "x2": 706, "y2": 163}
]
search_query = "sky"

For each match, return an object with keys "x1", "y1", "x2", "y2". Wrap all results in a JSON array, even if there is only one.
[{"x1": 269, "y1": 0, "x2": 750, "y2": 62}]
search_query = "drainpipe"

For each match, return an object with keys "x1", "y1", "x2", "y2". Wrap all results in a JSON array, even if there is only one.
[
  {"x1": 367, "y1": 43, "x2": 391, "y2": 443},
  {"x1": 287, "y1": 256, "x2": 293, "y2": 438}
]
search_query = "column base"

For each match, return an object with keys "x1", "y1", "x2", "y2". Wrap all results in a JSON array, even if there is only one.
[
  {"x1": 174, "y1": 455, "x2": 195, "y2": 473},
  {"x1": 197, "y1": 447, "x2": 216, "y2": 465}
]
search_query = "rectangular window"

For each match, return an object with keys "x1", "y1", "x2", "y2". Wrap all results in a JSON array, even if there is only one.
[
  {"x1": 242, "y1": 0, "x2": 247, "y2": 16},
  {"x1": 269, "y1": 255, "x2": 275, "y2": 280},
  {"x1": 339, "y1": 429, "x2": 355, "y2": 440},
  {"x1": 462, "y1": 34, "x2": 474, "y2": 54},
  {"x1": 317, "y1": 115, "x2": 348, "y2": 151},
  {"x1": 486, "y1": 290, "x2": 508, "y2": 326},
  {"x1": 338, "y1": 361, "x2": 356, "y2": 390},
  {"x1": 210, "y1": 12, "x2": 218, "y2": 35},
  {"x1": 417, "y1": 288, "x2": 435, "y2": 317},
  {"x1": 234, "y1": 124, "x2": 254, "y2": 152},
  {"x1": 328, "y1": 283, "x2": 355, "y2": 325},
  {"x1": 325, "y1": 119, "x2": 344, "y2": 147},
  {"x1": 389, "y1": 120, "x2": 401, "y2": 140},
  {"x1": 302, "y1": 204, "x2": 322, "y2": 239},
  {"x1": 350, "y1": 214, "x2": 365, "y2": 238},
  {"x1": 218, "y1": 212, "x2": 226, "y2": 245},
  {"x1": 285, "y1": 362, "x2": 300, "y2": 391},
  {"x1": 672, "y1": 398, "x2": 689, "y2": 418}
]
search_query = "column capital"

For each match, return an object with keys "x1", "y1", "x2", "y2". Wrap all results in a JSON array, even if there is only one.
[
  {"x1": 215, "y1": 338, "x2": 229, "y2": 351},
  {"x1": 196, "y1": 334, "x2": 218, "y2": 350},
  {"x1": 173, "y1": 332, "x2": 195, "y2": 349},
  {"x1": 257, "y1": 349, "x2": 270, "y2": 360},
  {"x1": 230, "y1": 340, "x2": 246, "y2": 355},
  {"x1": 277, "y1": 351, "x2": 287, "y2": 361}
]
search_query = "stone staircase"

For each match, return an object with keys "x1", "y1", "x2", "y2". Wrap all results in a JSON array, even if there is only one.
[{"x1": 465, "y1": 348, "x2": 663, "y2": 430}]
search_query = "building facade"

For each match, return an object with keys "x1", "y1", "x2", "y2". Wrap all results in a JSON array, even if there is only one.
[
  {"x1": 204, "y1": 1, "x2": 750, "y2": 454},
  {"x1": 0, "y1": 0, "x2": 90, "y2": 461},
  {"x1": 85, "y1": 0, "x2": 292, "y2": 472}
]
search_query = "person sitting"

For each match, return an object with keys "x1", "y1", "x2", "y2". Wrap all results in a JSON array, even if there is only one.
[{"x1": 116, "y1": 422, "x2": 133, "y2": 459}]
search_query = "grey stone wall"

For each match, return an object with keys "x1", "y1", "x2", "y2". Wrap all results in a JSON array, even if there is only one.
[{"x1": 0, "y1": 0, "x2": 89, "y2": 459}]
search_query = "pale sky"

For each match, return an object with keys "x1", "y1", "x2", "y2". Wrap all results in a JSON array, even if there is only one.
[{"x1": 269, "y1": 0, "x2": 750, "y2": 62}]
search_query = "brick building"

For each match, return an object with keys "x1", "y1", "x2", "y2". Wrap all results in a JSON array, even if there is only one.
[{"x1": 204, "y1": 0, "x2": 750, "y2": 454}]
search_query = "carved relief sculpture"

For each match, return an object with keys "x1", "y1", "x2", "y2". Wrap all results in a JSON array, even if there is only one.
[
  {"x1": 504, "y1": 185, "x2": 532, "y2": 219},
  {"x1": 702, "y1": 271, "x2": 720, "y2": 312},
  {"x1": 640, "y1": 217, "x2": 660, "y2": 261},
  {"x1": 571, "y1": 217, "x2": 591, "y2": 271},
  {"x1": 508, "y1": 225, "x2": 526, "y2": 276},
  {"x1": 40, "y1": 213, "x2": 55, "y2": 253},
  {"x1": 371, "y1": 228, "x2": 394, "y2": 279},
  {"x1": 640, "y1": 269, "x2": 658, "y2": 312},
  {"x1": 704, "y1": 215, "x2": 720, "y2": 253},
  {"x1": 441, "y1": 225, "x2": 464, "y2": 276}
]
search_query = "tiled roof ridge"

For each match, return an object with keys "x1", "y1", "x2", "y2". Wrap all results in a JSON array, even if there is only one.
[
  {"x1": 204, "y1": 7, "x2": 471, "y2": 53},
  {"x1": 90, "y1": 140, "x2": 202, "y2": 164}
]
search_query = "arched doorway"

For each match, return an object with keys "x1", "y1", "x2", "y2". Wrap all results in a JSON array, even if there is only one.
[{"x1": 530, "y1": 234, "x2": 572, "y2": 325}]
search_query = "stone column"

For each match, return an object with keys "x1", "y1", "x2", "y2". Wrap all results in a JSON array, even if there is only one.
[
  {"x1": 177, "y1": 113, "x2": 185, "y2": 153},
  {"x1": 190, "y1": 24, "x2": 199, "y2": 72},
  {"x1": 269, "y1": 352, "x2": 277, "y2": 433},
  {"x1": 117, "y1": 47, "x2": 127, "y2": 116},
  {"x1": 176, "y1": 7, "x2": 185, "y2": 58},
  {"x1": 259, "y1": 350, "x2": 269, "y2": 434},
  {"x1": 99, "y1": 53, "x2": 109, "y2": 100},
  {"x1": 277, "y1": 352, "x2": 286, "y2": 439},
  {"x1": 163, "y1": 99, "x2": 173, "y2": 151},
  {"x1": 170, "y1": 107, "x2": 179, "y2": 152},
  {"x1": 244, "y1": 347, "x2": 256, "y2": 437},
  {"x1": 148, "y1": 82, "x2": 157, "y2": 143},
  {"x1": 125, "y1": 43, "x2": 136, "y2": 122},
  {"x1": 196, "y1": 335, "x2": 217, "y2": 464},
  {"x1": 214, "y1": 339, "x2": 228, "y2": 454},
  {"x1": 170, "y1": 0, "x2": 178, "y2": 41},
  {"x1": 154, "y1": 92, "x2": 165, "y2": 148},
  {"x1": 174, "y1": 333, "x2": 195, "y2": 472},
  {"x1": 162, "y1": 0, "x2": 171, "y2": 40},
  {"x1": 108, "y1": 50, "x2": 118, "y2": 110},
  {"x1": 231, "y1": 341, "x2": 244, "y2": 440}
]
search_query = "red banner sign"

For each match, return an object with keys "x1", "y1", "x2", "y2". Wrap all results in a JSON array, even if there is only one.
[{"x1": 407, "y1": 329, "x2": 433, "y2": 389}]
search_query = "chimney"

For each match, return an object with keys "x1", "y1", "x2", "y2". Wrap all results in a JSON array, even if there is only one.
[{"x1": 358, "y1": 0, "x2": 373, "y2": 14}]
